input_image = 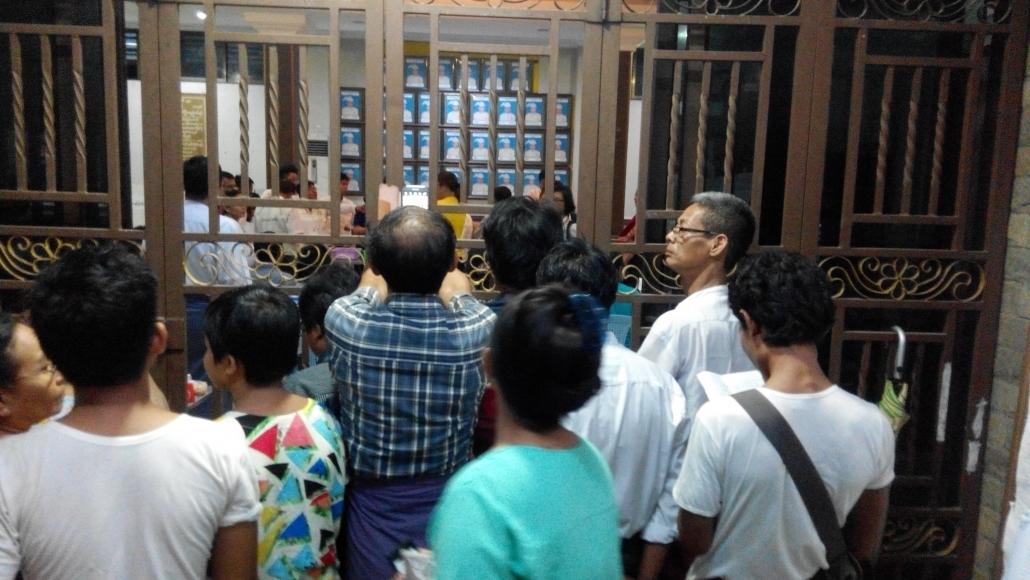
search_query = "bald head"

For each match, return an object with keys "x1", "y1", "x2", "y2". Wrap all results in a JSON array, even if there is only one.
[{"x1": 368, "y1": 206, "x2": 456, "y2": 294}]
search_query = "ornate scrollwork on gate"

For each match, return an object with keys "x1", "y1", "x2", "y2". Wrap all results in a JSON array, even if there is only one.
[
  {"x1": 818, "y1": 256, "x2": 985, "y2": 302},
  {"x1": 405, "y1": 0, "x2": 587, "y2": 10},
  {"x1": 184, "y1": 242, "x2": 355, "y2": 288},
  {"x1": 882, "y1": 517, "x2": 960, "y2": 556},
  {"x1": 0, "y1": 236, "x2": 144, "y2": 281},
  {"x1": 461, "y1": 250, "x2": 497, "y2": 292},
  {"x1": 836, "y1": 0, "x2": 1011, "y2": 23},
  {"x1": 622, "y1": 0, "x2": 801, "y2": 16},
  {"x1": 617, "y1": 252, "x2": 681, "y2": 295}
]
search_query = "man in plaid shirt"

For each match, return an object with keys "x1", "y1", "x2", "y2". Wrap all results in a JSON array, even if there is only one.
[{"x1": 325, "y1": 206, "x2": 495, "y2": 579}]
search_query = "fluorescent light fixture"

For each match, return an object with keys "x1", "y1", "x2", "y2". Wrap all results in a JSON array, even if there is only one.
[{"x1": 195, "y1": 10, "x2": 207, "y2": 21}]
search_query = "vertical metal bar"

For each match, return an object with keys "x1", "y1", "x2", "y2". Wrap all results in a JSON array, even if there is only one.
[
  {"x1": 635, "y1": 22, "x2": 655, "y2": 222},
  {"x1": 41, "y1": 35, "x2": 56, "y2": 192},
  {"x1": 72, "y1": 35, "x2": 87, "y2": 192},
  {"x1": 297, "y1": 45, "x2": 308, "y2": 196},
  {"x1": 749, "y1": 26, "x2": 773, "y2": 243},
  {"x1": 204, "y1": 1, "x2": 219, "y2": 233},
  {"x1": 591, "y1": 20, "x2": 621, "y2": 245},
  {"x1": 905, "y1": 341, "x2": 927, "y2": 471},
  {"x1": 665, "y1": 61, "x2": 683, "y2": 210},
  {"x1": 102, "y1": 0, "x2": 121, "y2": 228},
  {"x1": 459, "y1": 54, "x2": 470, "y2": 203},
  {"x1": 328, "y1": 8, "x2": 341, "y2": 236},
  {"x1": 545, "y1": 17, "x2": 559, "y2": 200},
  {"x1": 238, "y1": 43, "x2": 250, "y2": 196},
  {"x1": 428, "y1": 13, "x2": 440, "y2": 211},
  {"x1": 828, "y1": 303, "x2": 845, "y2": 381},
  {"x1": 488, "y1": 54, "x2": 498, "y2": 201},
  {"x1": 516, "y1": 56, "x2": 527, "y2": 194},
  {"x1": 364, "y1": 2, "x2": 385, "y2": 227},
  {"x1": 857, "y1": 341, "x2": 872, "y2": 399},
  {"x1": 577, "y1": 20, "x2": 604, "y2": 242},
  {"x1": 840, "y1": 30, "x2": 868, "y2": 249},
  {"x1": 10, "y1": 34, "x2": 26, "y2": 191},
  {"x1": 267, "y1": 45, "x2": 281, "y2": 198},
  {"x1": 952, "y1": 35, "x2": 983, "y2": 249},
  {"x1": 873, "y1": 65, "x2": 895, "y2": 215},
  {"x1": 901, "y1": 67, "x2": 922, "y2": 215},
  {"x1": 723, "y1": 60, "x2": 740, "y2": 194},
  {"x1": 693, "y1": 62, "x2": 712, "y2": 196},
  {"x1": 928, "y1": 69, "x2": 950, "y2": 216}
]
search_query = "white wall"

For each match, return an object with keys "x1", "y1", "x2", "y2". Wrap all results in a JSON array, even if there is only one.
[{"x1": 624, "y1": 99, "x2": 642, "y2": 220}]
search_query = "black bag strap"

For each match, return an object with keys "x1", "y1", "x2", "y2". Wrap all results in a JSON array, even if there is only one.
[{"x1": 732, "y1": 389, "x2": 847, "y2": 563}]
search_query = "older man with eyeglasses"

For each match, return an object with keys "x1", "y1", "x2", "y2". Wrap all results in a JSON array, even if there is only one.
[{"x1": 638, "y1": 192, "x2": 758, "y2": 433}]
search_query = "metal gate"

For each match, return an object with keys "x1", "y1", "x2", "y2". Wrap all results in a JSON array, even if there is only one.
[{"x1": 0, "y1": 0, "x2": 1026, "y2": 577}]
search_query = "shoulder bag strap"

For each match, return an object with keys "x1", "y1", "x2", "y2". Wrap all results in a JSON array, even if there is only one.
[{"x1": 732, "y1": 389, "x2": 847, "y2": 563}]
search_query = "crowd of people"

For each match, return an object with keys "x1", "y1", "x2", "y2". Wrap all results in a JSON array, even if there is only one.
[{"x1": 0, "y1": 160, "x2": 896, "y2": 579}]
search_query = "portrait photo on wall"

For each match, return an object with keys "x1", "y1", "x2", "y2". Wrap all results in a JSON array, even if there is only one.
[
  {"x1": 340, "y1": 163, "x2": 363, "y2": 192},
  {"x1": 340, "y1": 127, "x2": 362, "y2": 158},
  {"x1": 419, "y1": 130, "x2": 430, "y2": 160},
  {"x1": 340, "y1": 89, "x2": 362, "y2": 122},
  {"x1": 497, "y1": 97, "x2": 517, "y2": 126},
  {"x1": 554, "y1": 168, "x2": 569, "y2": 186},
  {"x1": 555, "y1": 133, "x2": 570, "y2": 164},
  {"x1": 403, "y1": 165, "x2": 416, "y2": 186},
  {"x1": 418, "y1": 93, "x2": 431, "y2": 124},
  {"x1": 418, "y1": 165, "x2": 430, "y2": 186},
  {"x1": 470, "y1": 94, "x2": 491, "y2": 126},
  {"x1": 404, "y1": 57, "x2": 427, "y2": 88},
  {"x1": 467, "y1": 60, "x2": 480, "y2": 91},
  {"x1": 523, "y1": 133, "x2": 543, "y2": 163},
  {"x1": 496, "y1": 168, "x2": 517, "y2": 192},
  {"x1": 555, "y1": 97, "x2": 571, "y2": 128},
  {"x1": 496, "y1": 133, "x2": 517, "y2": 162},
  {"x1": 439, "y1": 59, "x2": 454, "y2": 90},
  {"x1": 403, "y1": 93, "x2": 415, "y2": 123},
  {"x1": 443, "y1": 130, "x2": 463, "y2": 161},
  {"x1": 470, "y1": 132, "x2": 491, "y2": 161},
  {"x1": 470, "y1": 168, "x2": 490, "y2": 198},
  {"x1": 524, "y1": 171, "x2": 540, "y2": 190},
  {"x1": 442, "y1": 93, "x2": 462, "y2": 125},
  {"x1": 484, "y1": 60, "x2": 506, "y2": 90},
  {"x1": 508, "y1": 61, "x2": 532, "y2": 91},
  {"x1": 403, "y1": 129, "x2": 415, "y2": 160},
  {"x1": 524, "y1": 96, "x2": 545, "y2": 127}
]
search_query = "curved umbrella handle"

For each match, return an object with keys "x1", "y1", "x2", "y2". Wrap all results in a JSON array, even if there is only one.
[{"x1": 891, "y1": 325, "x2": 907, "y2": 381}]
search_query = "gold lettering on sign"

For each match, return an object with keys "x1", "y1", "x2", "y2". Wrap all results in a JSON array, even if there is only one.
[{"x1": 181, "y1": 94, "x2": 207, "y2": 159}]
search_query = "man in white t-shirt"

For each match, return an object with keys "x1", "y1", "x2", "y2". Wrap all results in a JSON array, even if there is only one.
[
  {"x1": 539, "y1": 240, "x2": 689, "y2": 580},
  {"x1": 0, "y1": 245, "x2": 260, "y2": 580},
  {"x1": 638, "y1": 192, "x2": 756, "y2": 431},
  {"x1": 674, "y1": 250, "x2": 894, "y2": 579},
  {"x1": 254, "y1": 163, "x2": 301, "y2": 234}
]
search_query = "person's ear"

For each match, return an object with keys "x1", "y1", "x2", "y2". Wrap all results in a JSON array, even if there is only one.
[
  {"x1": 709, "y1": 233, "x2": 729, "y2": 260},
  {"x1": 448, "y1": 251, "x2": 458, "y2": 272},
  {"x1": 151, "y1": 321, "x2": 168, "y2": 357},
  {"x1": 738, "y1": 309, "x2": 761, "y2": 339}
]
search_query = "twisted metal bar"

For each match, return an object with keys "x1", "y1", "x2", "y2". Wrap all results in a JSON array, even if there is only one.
[
  {"x1": 10, "y1": 33, "x2": 26, "y2": 191},
  {"x1": 72, "y1": 36, "x2": 87, "y2": 192},
  {"x1": 298, "y1": 46, "x2": 309, "y2": 190},
  {"x1": 929, "y1": 69, "x2": 950, "y2": 215},
  {"x1": 267, "y1": 46, "x2": 280, "y2": 197},
  {"x1": 41, "y1": 35, "x2": 56, "y2": 192},
  {"x1": 488, "y1": 55, "x2": 498, "y2": 200},
  {"x1": 723, "y1": 61, "x2": 741, "y2": 194},
  {"x1": 459, "y1": 54, "x2": 469, "y2": 196},
  {"x1": 694, "y1": 62, "x2": 712, "y2": 195},
  {"x1": 516, "y1": 57, "x2": 527, "y2": 190},
  {"x1": 238, "y1": 44, "x2": 250, "y2": 195},
  {"x1": 665, "y1": 61, "x2": 683, "y2": 209},
  {"x1": 901, "y1": 67, "x2": 922, "y2": 214},
  {"x1": 874, "y1": 66, "x2": 895, "y2": 214}
]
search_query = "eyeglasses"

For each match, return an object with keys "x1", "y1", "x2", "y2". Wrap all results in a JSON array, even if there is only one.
[
  {"x1": 669, "y1": 224, "x2": 717, "y2": 237},
  {"x1": 16, "y1": 361, "x2": 58, "y2": 384}
]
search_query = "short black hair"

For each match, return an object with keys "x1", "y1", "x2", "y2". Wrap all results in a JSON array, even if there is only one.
[
  {"x1": 728, "y1": 250, "x2": 835, "y2": 347},
  {"x1": 491, "y1": 285, "x2": 604, "y2": 432},
  {"x1": 28, "y1": 245, "x2": 157, "y2": 388},
  {"x1": 340, "y1": 172, "x2": 351, "y2": 182},
  {"x1": 280, "y1": 178, "x2": 299, "y2": 196},
  {"x1": 219, "y1": 170, "x2": 235, "y2": 183},
  {"x1": 482, "y1": 197, "x2": 563, "y2": 292},
  {"x1": 280, "y1": 164, "x2": 300, "y2": 179},
  {"x1": 368, "y1": 207, "x2": 455, "y2": 294},
  {"x1": 437, "y1": 171, "x2": 460, "y2": 195},
  {"x1": 536, "y1": 239, "x2": 617, "y2": 308},
  {"x1": 556, "y1": 183, "x2": 575, "y2": 215},
  {"x1": 0, "y1": 312, "x2": 16, "y2": 388},
  {"x1": 299, "y1": 262, "x2": 360, "y2": 333},
  {"x1": 493, "y1": 186, "x2": 512, "y2": 203},
  {"x1": 204, "y1": 285, "x2": 300, "y2": 387},
  {"x1": 690, "y1": 192, "x2": 756, "y2": 271},
  {"x1": 183, "y1": 155, "x2": 209, "y2": 201}
]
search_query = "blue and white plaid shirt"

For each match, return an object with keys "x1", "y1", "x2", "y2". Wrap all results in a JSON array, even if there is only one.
[{"x1": 325, "y1": 286, "x2": 495, "y2": 479}]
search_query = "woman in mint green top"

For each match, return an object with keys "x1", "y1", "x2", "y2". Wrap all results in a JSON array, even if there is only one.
[{"x1": 429, "y1": 286, "x2": 622, "y2": 579}]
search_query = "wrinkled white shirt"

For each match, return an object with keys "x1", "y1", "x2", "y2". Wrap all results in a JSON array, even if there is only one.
[
  {"x1": 252, "y1": 189, "x2": 291, "y2": 234},
  {"x1": 638, "y1": 285, "x2": 754, "y2": 432},
  {"x1": 562, "y1": 333, "x2": 688, "y2": 543},
  {"x1": 183, "y1": 199, "x2": 251, "y2": 286}
]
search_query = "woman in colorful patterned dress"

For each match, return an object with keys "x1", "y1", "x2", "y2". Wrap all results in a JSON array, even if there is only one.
[{"x1": 204, "y1": 285, "x2": 347, "y2": 579}]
